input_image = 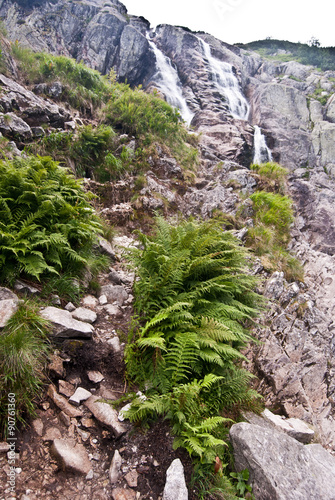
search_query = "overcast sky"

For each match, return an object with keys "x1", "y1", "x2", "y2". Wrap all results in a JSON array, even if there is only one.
[{"x1": 123, "y1": 0, "x2": 334, "y2": 47}]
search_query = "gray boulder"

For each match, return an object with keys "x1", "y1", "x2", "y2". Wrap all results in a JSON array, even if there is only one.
[
  {"x1": 229, "y1": 422, "x2": 335, "y2": 500},
  {"x1": 50, "y1": 438, "x2": 91, "y2": 475},
  {"x1": 100, "y1": 285, "x2": 128, "y2": 306},
  {"x1": 84, "y1": 395, "x2": 127, "y2": 438},
  {"x1": 40, "y1": 306, "x2": 94, "y2": 338},
  {"x1": 162, "y1": 459, "x2": 188, "y2": 500}
]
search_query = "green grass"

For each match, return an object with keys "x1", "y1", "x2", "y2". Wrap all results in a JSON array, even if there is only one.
[{"x1": 0, "y1": 300, "x2": 50, "y2": 437}]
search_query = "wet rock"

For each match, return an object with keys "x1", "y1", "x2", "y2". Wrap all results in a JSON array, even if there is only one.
[
  {"x1": 230, "y1": 422, "x2": 335, "y2": 500},
  {"x1": 100, "y1": 285, "x2": 128, "y2": 306},
  {"x1": 162, "y1": 458, "x2": 188, "y2": 500},
  {"x1": 109, "y1": 449, "x2": 122, "y2": 484},
  {"x1": 72, "y1": 307, "x2": 97, "y2": 324},
  {"x1": 40, "y1": 306, "x2": 94, "y2": 338},
  {"x1": 50, "y1": 439, "x2": 92, "y2": 475},
  {"x1": 84, "y1": 396, "x2": 127, "y2": 438},
  {"x1": 47, "y1": 384, "x2": 83, "y2": 418},
  {"x1": 69, "y1": 387, "x2": 92, "y2": 406}
]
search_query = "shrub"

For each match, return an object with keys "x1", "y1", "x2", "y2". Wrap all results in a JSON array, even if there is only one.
[
  {"x1": 125, "y1": 217, "x2": 263, "y2": 461},
  {"x1": 250, "y1": 162, "x2": 288, "y2": 194},
  {"x1": 0, "y1": 155, "x2": 104, "y2": 284},
  {"x1": 0, "y1": 300, "x2": 50, "y2": 436}
]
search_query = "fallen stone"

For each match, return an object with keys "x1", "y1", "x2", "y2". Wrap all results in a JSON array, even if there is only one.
[
  {"x1": 43, "y1": 427, "x2": 62, "y2": 442},
  {"x1": 14, "y1": 280, "x2": 40, "y2": 295},
  {"x1": 59, "y1": 411, "x2": 71, "y2": 427},
  {"x1": 50, "y1": 439, "x2": 92, "y2": 475},
  {"x1": 81, "y1": 295, "x2": 99, "y2": 309},
  {"x1": 65, "y1": 302, "x2": 76, "y2": 312},
  {"x1": 0, "y1": 298, "x2": 19, "y2": 328},
  {"x1": 99, "y1": 294, "x2": 108, "y2": 305},
  {"x1": 100, "y1": 285, "x2": 128, "y2": 306},
  {"x1": 0, "y1": 442, "x2": 10, "y2": 453},
  {"x1": 32, "y1": 418, "x2": 44, "y2": 437},
  {"x1": 229, "y1": 422, "x2": 335, "y2": 500},
  {"x1": 47, "y1": 385, "x2": 83, "y2": 418},
  {"x1": 125, "y1": 470, "x2": 138, "y2": 488},
  {"x1": 111, "y1": 488, "x2": 136, "y2": 500},
  {"x1": 262, "y1": 409, "x2": 314, "y2": 444},
  {"x1": 99, "y1": 238, "x2": 116, "y2": 259},
  {"x1": 162, "y1": 459, "x2": 188, "y2": 500},
  {"x1": 58, "y1": 380, "x2": 75, "y2": 398},
  {"x1": 104, "y1": 304, "x2": 122, "y2": 318},
  {"x1": 48, "y1": 354, "x2": 65, "y2": 378},
  {"x1": 84, "y1": 396, "x2": 127, "y2": 438},
  {"x1": 87, "y1": 371, "x2": 105, "y2": 384},
  {"x1": 40, "y1": 306, "x2": 94, "y2": 338},
  {"x1": 109, "y1": 449, "x2": 122, "y2": 484},
  {"x1": 81, "y1": 417, "x2": 96, "y2": 429},
  {"x1": 69, "y1": 387, "x2": 92, "y2": 406},
  {"x1": 72, "y1": 307, "x2": 97, "y2": 324},
  {"x1": 108, "y1": 336, "x2": 121, "y2": 353}
]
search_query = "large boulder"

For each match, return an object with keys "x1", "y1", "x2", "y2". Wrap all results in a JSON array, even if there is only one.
[{"x1": 229, "y1": 422, "x2": 335, "y2": 500}]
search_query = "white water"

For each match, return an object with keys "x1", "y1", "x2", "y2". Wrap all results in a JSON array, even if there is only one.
[
  {"x1": 147, "y1": 38, "x2": 194, "y2": 126},
  {"x1": 253, "y1": 125, "x2": 272, "y2": 164},
  {"x1": 199, "y1": 38, "x2": 250, "y2": 120}
]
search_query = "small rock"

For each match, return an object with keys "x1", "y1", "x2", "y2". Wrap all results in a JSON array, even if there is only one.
[
  {"x1": 84, "y1": 396, "x2": 127, "y2": 438},
  {"x1": 0, "y1": 298, "x2": 19, "y2": 328},
  {"x1": 111, "y1": 487, "x2": 136, "y2": 500},
  {"x1": 0, "y1": 442, "x2": 10, "y2": 453},
  {"x1": 86, "y1": 469, "x2": 94, "y2": 480},
  {"x1": 87, "y1": 371, "x2": 105, "y2": 384},
  {"x1": 99, "y1": 294, "x2": 108, "y2": 305},
  {"x1": 72, "y1": 307, "x2": 97, "y2": 324},
  {"x1": 99, "y1": 238, "x2": 116, "y2": 259},
  {"x1": 69, "y1": 387, "x2": 92, "y2": 406},
  {"x1": 108, "y1": 336, "x2": 121, "y2": 353},
  {"x1": 104, "y1": 304, "x2": 122, "y2": 318},
  {"x1": 50, "y1": 439, "x2": 92, "y2": 475},
  {"x1": 40, "y1": 306, "x2": 94, "y2": 339},
  {"x1": 81, "y1": 417, "x2": 96, "y2": 429},
  {"x1": 162, "y1": 459, "x2": 188, "y2": 500},
  {"x1": 59, "y1": 411, "x2": 71, "y2": 427},
  {"x1": 81, "y1": 295, "x2": 99, "y2": 309},
  {"x1": 125, "y1": 470, "x2": 138, "y2": 488},
  {"x1": 262, "y1": 409, "x2": 315, "y2": 444},
  {"x1": 67, "y1": 374, "x2": 81, "y2": 386},
  {"x1": 47, "y1": 384, "x2": 83, "y2": 418},
  {"x1": 48, "y1": 354, "x2": 65, "y2": 378},
  {"x1": 109, "y1": 449, "x2": 122, "y2": 484},
  {"x1": 100, "y1": 285, "x2": 128, "y2": 306},
  {"x1": 65, "y1": 302, "x2": 76, "y2": 312},
  {"x1": 14, "y1": 280, "x2": 39, "y2": 295},
  {"x1": 43, "y1": 427, "x2": 62, "y2": 442},
  {"x1": 51, "y1": 294, "x2": 61, "y2": 306},
  {"x1": 108, "y1": 270, "x2": 123, "y2": 285},
  {"x1": 32, "y1": 419, "x2": 44, "y2": 437},
  {"x1": 58, "y1": 380, "x2": 75, "y2": 398}
]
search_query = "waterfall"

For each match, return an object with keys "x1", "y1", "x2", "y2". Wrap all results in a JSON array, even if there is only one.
[
  {"x1": 253, "y1": 126, "x2": 272, "y2": 164},
  {"x1": 199, "y1": 38, "x2": 250, "y2": 120},
  {"x1": 147, "y1": 38, "x2": 194, "y2": 126}
]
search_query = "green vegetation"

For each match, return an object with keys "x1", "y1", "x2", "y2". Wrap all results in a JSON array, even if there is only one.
[
  {"x1": 247, "y1": 162, "x2": 304, "y2": 281},
  {"x1": 238, "y1": 38, "x2": 335, "y2": 71},
  {"x1": 11, "y1": 42, "x2": 111, "y2": 112},
  {"x1": 123, "y1": 216, "x2": 262, "y2": 496},
  {"x1": 0, "y1": 155, "x2": 105, "y2": 285},
  {"x1": 0, "y1": 300, "x2": 50, "y2": 436}
]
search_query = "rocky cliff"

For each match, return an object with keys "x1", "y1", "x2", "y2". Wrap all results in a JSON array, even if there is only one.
[{"x1": 0, "y1": 0, "x2": 335, "y2": 474}]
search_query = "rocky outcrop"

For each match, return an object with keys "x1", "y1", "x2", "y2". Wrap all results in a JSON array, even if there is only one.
[{"x1": 230, "y1": 422, "x2": 335, "y2": 500}]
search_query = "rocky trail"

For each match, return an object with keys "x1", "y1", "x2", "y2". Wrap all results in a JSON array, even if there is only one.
[{"x1": 0, "y1": 236, "x2": 194, "y2": 500}]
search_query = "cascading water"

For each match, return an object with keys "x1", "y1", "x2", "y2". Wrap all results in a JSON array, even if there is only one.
[
  {"x1": 199, "y1": 38, "x2": 250, "y2": 120},
  {"x1": 253, "y1": 125, "x2": 272, "y2": 164},
  {"x1": 147, "y1": 37, "x2": 194, "y2": 126}
]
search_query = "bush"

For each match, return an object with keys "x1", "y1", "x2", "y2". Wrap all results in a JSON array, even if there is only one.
[
  {"x1": 125, "y1": 217, "x2": 263, "y2": 462},
  {"x1": 0, "y1": 155, "x2": 104, "y2": 284},
  {"x1": 0, "y1": 300, "x2": 50, "y2": 436},
  {"x1": 250, "y1": 162, "x2": 288, "y2": 194}
]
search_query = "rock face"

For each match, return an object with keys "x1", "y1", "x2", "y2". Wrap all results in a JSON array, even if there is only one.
[{"x1": 229, "y1": 422, "x2": 335, "y2": 500}]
